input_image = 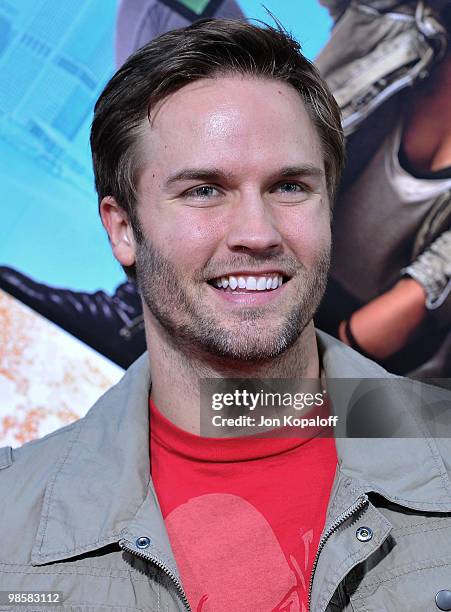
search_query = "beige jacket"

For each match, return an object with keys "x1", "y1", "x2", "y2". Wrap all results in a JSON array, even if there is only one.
[{"x1": 0, "y1": 331, "x2": 451, "y2": 611}]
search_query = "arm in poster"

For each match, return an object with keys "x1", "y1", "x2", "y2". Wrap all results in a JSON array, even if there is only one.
[
  {"x1": 339, "y1": 231, "x2": 451, "y2": 360},
  {"x1": 338, "y1": 278, "x2": 427, "y2": 359},
  {"x1": 0, "y1": 267, "x2": 145, "y2": 369}
]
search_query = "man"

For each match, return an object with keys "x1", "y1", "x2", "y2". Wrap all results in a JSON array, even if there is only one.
[
  {"x1": 4, "y1": 1, "x2": 450, "y2": 379},
  {"x1": 315, "y1": 0, "x2": 451, "y2": 377},
  {"x1": 1, "y1": 20, "x2": 451, "y2": 612}
]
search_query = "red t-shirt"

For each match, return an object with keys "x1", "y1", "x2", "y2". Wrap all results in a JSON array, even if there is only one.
[{"x1": 150, "y1": 399, "x2": 337, "y2": 612}]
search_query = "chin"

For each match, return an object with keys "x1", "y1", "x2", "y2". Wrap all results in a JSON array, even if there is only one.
[{"x1": 198, "y1": 325, "x2": 302, "y2": 363}]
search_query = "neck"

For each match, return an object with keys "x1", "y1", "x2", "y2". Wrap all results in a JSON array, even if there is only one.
[{"x1": 145, "y1": 309, "x2": 320, "y2": 435}]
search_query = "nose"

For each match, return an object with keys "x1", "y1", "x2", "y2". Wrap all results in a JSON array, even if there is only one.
[{"x1": 226, "y1": 190, "x2": 283, "y2": 254}]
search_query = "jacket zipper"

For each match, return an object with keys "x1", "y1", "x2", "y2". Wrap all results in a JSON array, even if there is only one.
[
  {"x1": 308, "y1": 494, "x2": 369, "y2": 612},
  {"x1": 119, "y1": 539, "x2": 192, "y2": 611}
]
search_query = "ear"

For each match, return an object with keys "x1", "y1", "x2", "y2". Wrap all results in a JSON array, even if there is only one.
[{"x1": 100, "y1": 196, "x2": 136, "y2": 267}]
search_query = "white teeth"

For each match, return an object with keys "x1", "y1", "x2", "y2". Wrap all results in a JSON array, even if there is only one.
[
  {"x1": 246, "y1": 277, "x2": 257, "y2": 290},
  {"x1": 256, "y1": 277, "x2": 267, "y2": 291},
  {"x1": 229, "y1": 276, "x2": 238, "y2": 290},
  {"x1": 213, "y1": 274, "x2": 285, "y2": 291}
]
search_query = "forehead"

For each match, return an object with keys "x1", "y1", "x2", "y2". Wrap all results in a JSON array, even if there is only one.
[{"x1": 138, "y1": 76, "x2": 324, "y2": 180}]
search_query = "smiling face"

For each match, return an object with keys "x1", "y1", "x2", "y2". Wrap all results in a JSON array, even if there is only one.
[{"x1": 108, "y1": 75, "x2": 331, "y2": 362}]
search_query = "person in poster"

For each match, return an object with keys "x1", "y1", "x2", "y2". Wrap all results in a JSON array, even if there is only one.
[{"x1": 315, "y1": 0, "x2": 451, "y2": 377}]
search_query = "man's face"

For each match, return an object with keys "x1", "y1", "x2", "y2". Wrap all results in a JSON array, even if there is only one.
[{"x1": 133, "y1": 76, "x2": 331, "y2": 362}]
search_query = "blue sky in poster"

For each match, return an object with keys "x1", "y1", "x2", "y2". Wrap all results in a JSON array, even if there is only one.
[{"x1": 0, "y1": 0, "x2": 331, "y2": 293}]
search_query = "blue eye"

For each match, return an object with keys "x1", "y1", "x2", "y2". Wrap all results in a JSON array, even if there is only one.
[
  {"x1": 275, "y1": 182, "x2": 306, "y2": 193},
  {"x1": 185, "y1": 185, "x2": 219, "y2": 198}
]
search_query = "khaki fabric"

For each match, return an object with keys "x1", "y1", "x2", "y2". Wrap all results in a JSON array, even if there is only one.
[{"x1": 0, "y1": 331, "x2": 451, "y2": 611}]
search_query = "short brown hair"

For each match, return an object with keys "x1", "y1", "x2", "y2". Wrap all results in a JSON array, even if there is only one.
[{"x1": 91, "y1": 18, "x2": 344, "y2": 256}]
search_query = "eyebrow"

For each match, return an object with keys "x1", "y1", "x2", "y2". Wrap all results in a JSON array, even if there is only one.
[
  {"x1": 165, "y1": 168, "x2": 232, "y2": 186},
  {"x1": 278, "y1": 165, "x2": 324, "y2": 179},
  {"x1": 165, "y1": 164, "x2": 324, "y2": 187}
]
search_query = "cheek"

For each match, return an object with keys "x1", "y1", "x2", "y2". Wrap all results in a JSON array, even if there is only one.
[
  {"x1": 279, "y1": 205, "x2": 331, "y2": 264},
  {"x1": 145, "y1": 209, "x2": 228, "y2": 265}
]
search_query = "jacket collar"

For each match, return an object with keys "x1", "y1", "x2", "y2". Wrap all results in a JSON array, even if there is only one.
[
  {"x1": 31, "y1": 331, "x2": 451, "y2": 565},
  {"x1": 31, "y1": 352, "x2": 172, "y2": 567}
]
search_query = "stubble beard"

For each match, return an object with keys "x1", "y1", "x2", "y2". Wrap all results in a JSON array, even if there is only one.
[{"x1": 135, "y1": 238, "x2": 330, "y2": 364}]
